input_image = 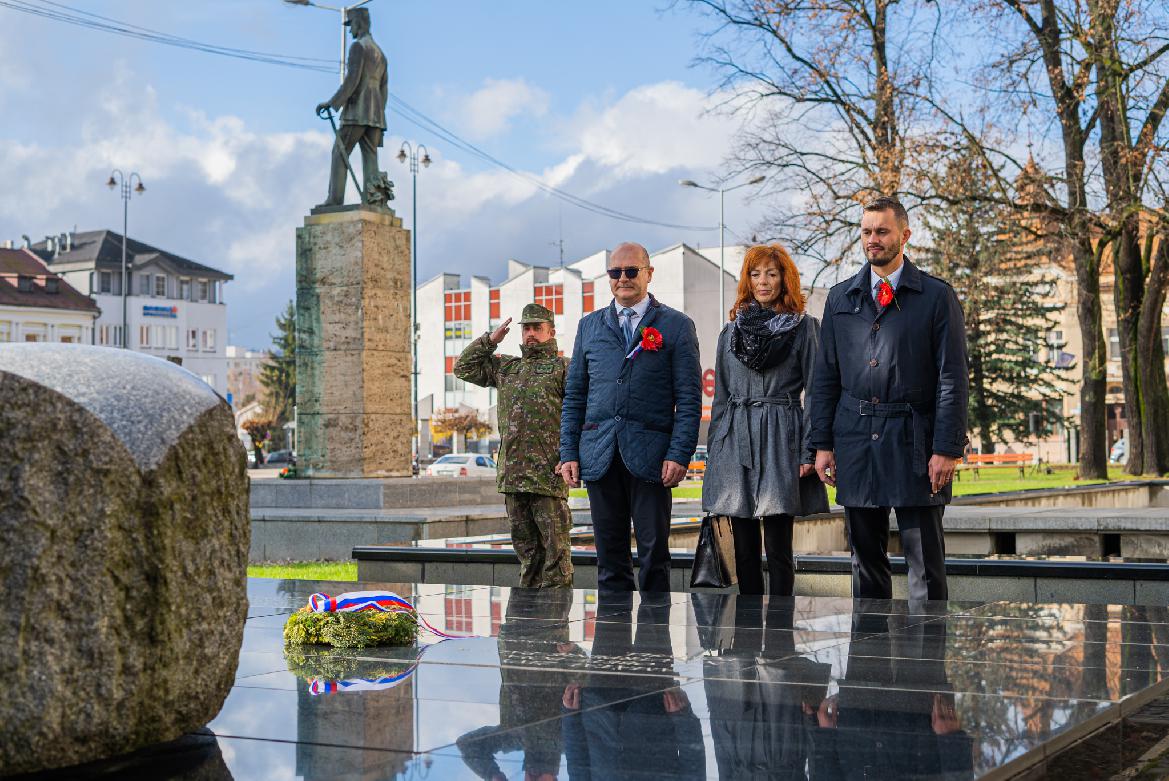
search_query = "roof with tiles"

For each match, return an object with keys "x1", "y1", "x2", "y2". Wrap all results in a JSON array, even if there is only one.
[
  {"x1": 0, "y1": 248, "x2": 100, "y2": 314},
  {"x1": 31, "y1": 230, "x2": 232, "y2": 281}
]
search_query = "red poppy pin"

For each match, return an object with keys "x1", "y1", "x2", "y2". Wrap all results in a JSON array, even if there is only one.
[
  {"x1": 626, "y1": 326, "x2": 664, "y2": 360},
  {"x1": 876, "y1": 278, "x2": 899, "y2": 310}
]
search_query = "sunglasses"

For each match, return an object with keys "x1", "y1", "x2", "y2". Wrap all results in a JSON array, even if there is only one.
[{"x1": 607, "y1": 266, "x2": 648, "y2": 280}]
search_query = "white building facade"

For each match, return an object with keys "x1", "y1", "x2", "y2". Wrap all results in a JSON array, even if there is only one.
[
  {"x1": 415, "y1": 243, "x2": 849, "y2": 456},
  {"x1": 29, "y1": 230, "x2": 232, "y2": 396}
]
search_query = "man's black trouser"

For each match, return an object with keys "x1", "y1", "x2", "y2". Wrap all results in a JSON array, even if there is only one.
[
  {"x1": 845, "y1": 505, "x2": 948, "y2": 601},
  {"x1": 585, "y1": 454, "x2": 672, "y2": 592}
]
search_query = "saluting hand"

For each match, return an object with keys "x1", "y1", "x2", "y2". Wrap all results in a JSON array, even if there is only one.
[{"x1": 489, "y1": 317, "x2": 512, "y2": 345}]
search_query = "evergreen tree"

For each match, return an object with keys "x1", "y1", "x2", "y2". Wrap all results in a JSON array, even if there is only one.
[
  {"x1": 259, "y1": 301, "x2": 296, "y2": 426},
  {"x1": 920, "y1": 148, "x2": 1070, "y2": 453}
]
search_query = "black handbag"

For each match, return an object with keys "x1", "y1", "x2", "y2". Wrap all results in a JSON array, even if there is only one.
[
  {"x1": 690, "y1": 592, "x2": 738, "y2": 652},
  {"x1": 798, "y1": 472, "x2": 830, "y2": 515},
  {"x1": 690, "y1": 514, "x2": 738, "y2": 589}
]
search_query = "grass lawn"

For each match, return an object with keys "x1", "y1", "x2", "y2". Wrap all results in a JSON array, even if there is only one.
[
  {"x1": 248, "y1": 561, "x2": 357, "y2": 581},
  {"x1": 570, "y1": 465, "x2": 1131, "y2": 504}
]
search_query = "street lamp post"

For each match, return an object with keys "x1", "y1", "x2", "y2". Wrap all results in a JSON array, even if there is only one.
[
  {"x1": 282, "y1": 0, "x2": 373, "y2": 83},
  {"x1": 106, "y1": 170, "x2": 146, "y2": 349},
  {"x1": 679, "y1": 175, "x2": 766, "y2": 322},
  {"x1": 397, "y1": 141, "x2": 431, "y2": 459}
]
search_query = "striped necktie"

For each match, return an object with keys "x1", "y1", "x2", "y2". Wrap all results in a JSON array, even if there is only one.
[{"x1": 621, "y1": 307, "x2": 636, "y2": 350}]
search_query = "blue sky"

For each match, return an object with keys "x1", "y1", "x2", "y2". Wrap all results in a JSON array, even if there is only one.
[{"x1": 0, "y1": 1, "x2": 775, "y2": 347}]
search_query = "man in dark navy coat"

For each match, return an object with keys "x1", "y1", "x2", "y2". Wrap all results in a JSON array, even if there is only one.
[
  {"x1": 810, "y1": 197, "x2": 968, "y2": 601},
  {"x1": 560, "y1": 242, "x2": 702, "y2": 592}
]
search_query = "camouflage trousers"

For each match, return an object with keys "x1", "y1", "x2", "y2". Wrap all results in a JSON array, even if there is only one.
[{"x1": 503, "y1": 492, "x2": 574, "y2": 588}]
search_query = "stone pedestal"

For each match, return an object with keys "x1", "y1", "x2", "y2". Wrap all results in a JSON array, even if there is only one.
[{"x1": 296, "y1": 206, "x2": 412, "y2": 477}]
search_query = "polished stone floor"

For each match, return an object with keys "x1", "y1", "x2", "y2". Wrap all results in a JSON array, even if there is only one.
[{"x1": 45, "y1": 579, "x2": 1169, "y2": 779}]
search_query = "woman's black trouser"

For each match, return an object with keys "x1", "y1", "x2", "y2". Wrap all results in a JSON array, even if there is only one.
[{"x1": 729, "y1": 514, "x2": 795, "y2": 596}]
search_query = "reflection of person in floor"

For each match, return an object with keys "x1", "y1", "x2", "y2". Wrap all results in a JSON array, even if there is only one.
[
  {"x1": 561, "y1": 592, "x2": 705, "y2": 780},
  {"x1": 693, "y1": 593, "x2": 831, "y2": 780},
  {"x1": 456, "y1": 588, "x2": 577, "y2": 781},
  {"x1": 808, "y1": 603, "x2": 974, "y2": 780}
]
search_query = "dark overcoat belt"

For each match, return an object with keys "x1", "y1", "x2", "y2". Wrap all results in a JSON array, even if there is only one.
[{"x1": 808, "y1": 259, "x2": 968, "y2": 508}]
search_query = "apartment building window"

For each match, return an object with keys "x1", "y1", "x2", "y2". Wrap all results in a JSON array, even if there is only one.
[
  {"x1": 198, "y1": 280, "x2": 209, "y2": 301},
  {"x1": 166, "y1": 326, "x2": 179, "y2": 350},
  {"x1": 201, "y1": 374, "x2": 215, "y2": 388},
  {"x1": 187, "y1": 328, "x2": 199, "y2": 350},
  {"x1": 139, "y1": 325, "x2": 151, "y2": 348},
  {"x1": 17, "y1": 275, "x2": 33, "y2": 292},
  {"x1": 444, "y1": 290, "x2": 471, "y2": 321},
  {"x1": 0, "y1": 321, "x2": 10, "y2": 342},
  {"x1": 180, "y1": 279, "x2": 191, "y2": 301},
  {"x1": 99, "y1": 324, "x2": 122, "y2": 346},
  {"x1": 155, "y1": 274, "x2": 168, "y2": 298},
  {"x1": 489, "y1": 289, "x2": 500, "y2": 320},
  {"x1": 99, "y1": 271, "x2": 112, "y2": 294},
  {"x1": 1045, "y1": 330, "x2": 1065, "y2": 363},
  {"x1": 209, "y1": 281, "x2": 217, "y2": 304},
  {"x1": 23, "y1": 323, "x2": 46, "y2": 342},
  {"x1": 534, "y1": 284, "x2": 563, "y2": 315},
  {"x1": 582, "y1": 281, "x2": 595, "y2": 312},
  {"x1": 443, "y1": 355, "x2": 467, "y2": 392},
  {"x1": 58, "y1": 326, "x2": 81, "y2": 344},
  {"x1": 202, "y1": 328, "x2": 216, "y2": 351},
  {"x1": 45, "y1": 278, "x2": 59, "y2": 294},
  {"x1": 1109, "y1": 328, "x2": 1121, "y2": 361},
  {"x1": 138, "y1": 274, "x2": 151, "y2": 295}
]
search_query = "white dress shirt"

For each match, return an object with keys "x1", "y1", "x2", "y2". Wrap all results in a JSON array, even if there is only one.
[{"x1": 614, "y1": 295, "x2": 651, "y2": 332}]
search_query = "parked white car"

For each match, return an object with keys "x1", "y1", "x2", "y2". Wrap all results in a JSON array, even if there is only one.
[{"x1": 425, "y1": 454, "x2": 497, "y2": 477}]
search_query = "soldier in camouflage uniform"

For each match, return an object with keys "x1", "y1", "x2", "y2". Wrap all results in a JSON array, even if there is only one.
[{"x1": 454, "y1": 303, "x2": 573, "y2": 588}]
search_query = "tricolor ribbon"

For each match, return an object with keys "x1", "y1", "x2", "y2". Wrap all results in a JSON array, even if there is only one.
[
  {"x1": 306, "y1": 590, "x2": 468, "y2": 640},
  {"x1": 308, "y1": 666, "x2": 418, "y2": 696}
]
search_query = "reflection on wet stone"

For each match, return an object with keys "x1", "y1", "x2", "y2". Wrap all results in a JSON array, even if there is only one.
[
  {"x1": 67, "y1": 578, "x2": 1169, "y2": 779},
  {"x1": 457, "y1": 588, "x2": 574, "y2": 780},
  {"x1": 807, "y1": 607, "x2": 975, "y2": 780},
  {"x1": 697, "y1": 594, "x2": 832, "y2": 780},
  {"x1": 566, "y1": 592, "x2": 706, "y2": 780}
]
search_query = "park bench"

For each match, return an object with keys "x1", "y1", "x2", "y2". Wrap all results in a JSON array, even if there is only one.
[{"x1": 957, "y1": 452, "x2": 1035, "y2": 479}]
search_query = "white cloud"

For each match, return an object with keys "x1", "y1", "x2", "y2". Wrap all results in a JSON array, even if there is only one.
[
  {"x1": 460, "y1": 77, "x2": 550, "y2": 138},
  {"x1": 573, "y1": 81, "x2": 739, "y2": 178}
]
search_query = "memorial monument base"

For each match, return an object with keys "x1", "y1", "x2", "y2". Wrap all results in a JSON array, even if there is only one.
[{"x1": 296, "y1": 206, "x2": 412, "y2": 478}]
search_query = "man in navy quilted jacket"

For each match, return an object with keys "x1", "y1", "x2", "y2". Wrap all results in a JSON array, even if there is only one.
[{"x1": 560, "y1": 242, "x2": 702, "y2": 592}]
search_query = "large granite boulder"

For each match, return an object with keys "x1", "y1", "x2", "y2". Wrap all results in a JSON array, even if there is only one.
[{"x1": 0, "y1": 344, "x2": 249, "y2": 776}]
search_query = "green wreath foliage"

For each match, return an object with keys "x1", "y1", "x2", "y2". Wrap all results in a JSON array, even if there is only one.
[
  {"x1": 283, "y1": 607, "x2": 418, "y2": 648},
  {"x1": 284, "y1": 646, "x2": 414, "y2": 682}
]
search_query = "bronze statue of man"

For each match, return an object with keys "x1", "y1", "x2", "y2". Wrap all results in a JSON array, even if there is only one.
[{"x1": 315, "y1": 7, "x2": 388, "y2": 207}]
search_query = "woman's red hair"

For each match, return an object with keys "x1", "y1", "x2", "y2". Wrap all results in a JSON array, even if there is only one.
[{"x1": 729, "y1": 244, "x2": 805, "y2": 320}]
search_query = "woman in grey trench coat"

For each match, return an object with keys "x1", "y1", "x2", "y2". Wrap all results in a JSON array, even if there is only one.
[{"x1": 702, "y1": 244, "x2": 829, "y2": 595}]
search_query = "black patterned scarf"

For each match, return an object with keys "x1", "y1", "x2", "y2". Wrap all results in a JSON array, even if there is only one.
[{"x1": 729, "y1": 303, "x2": 804, "y2": 372}]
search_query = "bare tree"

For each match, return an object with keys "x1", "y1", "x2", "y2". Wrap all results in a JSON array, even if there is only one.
[
  {"x1": 1082, "y1": 0, "x2": 1169, "y2": 474},
  {"x1": 971, "y1": 0, "x2": 1111, "y2": 478},
  {"x1": 682, "y1": 0, "x2": 943, "y2": 272}
]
